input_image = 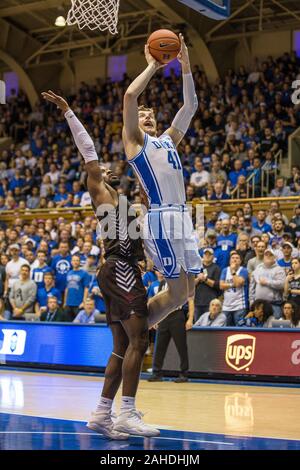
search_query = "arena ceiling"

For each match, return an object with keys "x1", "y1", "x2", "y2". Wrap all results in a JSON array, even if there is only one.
[{"x1": 0, "y1": 0, "x2": 299, "y2": 68}]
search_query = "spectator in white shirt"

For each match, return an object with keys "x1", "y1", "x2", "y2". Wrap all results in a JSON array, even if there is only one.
[
  {"x1": 80, "y1": 191, "x2": 92, "y2": 207},
  {"x1": 190, "y1": 159, "x2": 210, "y2": 197},
  {"x1": 4, "y1": 244, "x2": 29, "y2": 293},
  {"x1": 46, "y1": 163, "x2": 60, "y2": 185},
  {"x1": 220, "y1": 251, "x2": 249, "y2": 326}
]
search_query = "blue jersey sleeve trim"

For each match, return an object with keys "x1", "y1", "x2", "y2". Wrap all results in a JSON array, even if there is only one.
[{"x1": 127, "y1": 133, "x2": 148, "y2": 162}]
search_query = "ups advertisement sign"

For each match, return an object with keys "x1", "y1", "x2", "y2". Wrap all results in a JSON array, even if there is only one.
[{"x1": 225, "y1": 334, "x2": 256, "y2": 372}]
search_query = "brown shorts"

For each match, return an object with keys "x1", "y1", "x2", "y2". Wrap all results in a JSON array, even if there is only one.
[{"x1": 97, "y1": 259, "x2": 148, "y2": 325}]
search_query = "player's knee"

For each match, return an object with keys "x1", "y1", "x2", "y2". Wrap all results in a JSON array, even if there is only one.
[
  {"x1": 114, "y1": 339, "x2": 129, "y2": 358},
  {"x1": 130, "y1": 333, "x2": 149, "y2": 355}
]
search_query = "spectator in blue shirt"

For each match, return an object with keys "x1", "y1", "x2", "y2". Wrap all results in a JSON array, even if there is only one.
[
  {"x1": 202, "y1": 229, "x2": 229, "y2": 271},
  {"x1": 53, "y1": 183, "x2": 68, "y2": 206},
  {"x1": 73, "y1": 297, "x2": 100, "y2": 324},
  {"x1": 210, "y1": 181, "x2": 230, "y2": 200},
  {"x1": 228, "y1": 160, "x2": 247, "y2": 187},
  {"x1": 35, "y1": 271, "x2": 62, "y2": 316},
  {"x1": 278, "y1": 242, "x2": 293, "y2": 272},
  {"x1": 64, "y1": 254, "x2": 90, "y2": 319},
  {"x1": 142, "y1": 259, "x2": 157, "y2": 287},
  {"x1": 217, "y1": 219, "x2": 238, "y2": 268},
  {"x1": 89, "y1": 278, "x2": 106, "y2": 313},
  {"x1": 247, "y1": 157, "x2": 262, "y2": 192},
  {"x1": 72, "y1": 180, "x2": 84, "y2": 200},
  {"x1": 147, "y1": 271, "x2": 165, "y2": 298},
  {"x1": 253, "y1": 210, "x2": 272, "y2": 233},
  {"x1": 8, "y1": 170, "x2": 24, "y2": 191},
  {"x1": 31, "y1": 250, "x2": 52, "y2": 288},
  {"x1": 238, "y1": 299, "x2": 274, "y2": 328},
  {"x1": 51, "y1": 241, "x2": 72, "y2": 294}
]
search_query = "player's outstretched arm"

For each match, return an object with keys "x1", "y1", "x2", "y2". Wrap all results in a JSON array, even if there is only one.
[
  {"x1": 41, "y1": 90, "x2": 109, "y2": 207},
  {"x1": 165, "y1": 34, "x2": 198, "y2": 147},
  {"x1": 123, "y1": 45, "x2": 163, "y2": 148}
]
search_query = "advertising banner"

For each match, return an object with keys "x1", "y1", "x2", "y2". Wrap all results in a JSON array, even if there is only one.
[
  {"x1": 163, "y1": 328, "x2": 300, "y2": 380},
  {"x1": 0, "y1": 322, "x2": 112, "y2": 370}
]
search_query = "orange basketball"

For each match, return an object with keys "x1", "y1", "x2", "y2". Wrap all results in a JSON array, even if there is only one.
[{"x1": 147, "y1": 29, "x2": 180, "y2": 64}]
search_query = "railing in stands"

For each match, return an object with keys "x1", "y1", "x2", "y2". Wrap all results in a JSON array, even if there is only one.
[
  {"x1": 246, "y1": 171, "x2": 256, "y2": 199},
  {"x1": 288, "y1": 126, "x2": 300, "y2": 175},
  {"x1": 0, "y1": 197, "x2": 299, "y2": 224},
  {"x1": 260, "y1": 149, "x2": 282, "y2": 196},
  {"x1": 231, "y1": 149, "x2": 283, "y2": 199}
]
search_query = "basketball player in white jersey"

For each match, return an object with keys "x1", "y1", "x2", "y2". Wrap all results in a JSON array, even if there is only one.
[{"x1": 123, "y1": 34, "x2": 202, "y2": 326}]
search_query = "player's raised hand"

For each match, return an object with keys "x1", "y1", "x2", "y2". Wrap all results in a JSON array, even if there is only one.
[
  {"x1": 144, "y1": 44, "x2": 164, "y2": 70},
  {"x1": 177, "y1": 34, "x2": 190, "y2": 72},
  {"x1": 41, "y1": 90, "x2": 70, "y2": 113}
]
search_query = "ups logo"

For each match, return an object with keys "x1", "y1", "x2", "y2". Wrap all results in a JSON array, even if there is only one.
[{"x1": 225, "y1": 334, "x2": 256, "y2": 371}]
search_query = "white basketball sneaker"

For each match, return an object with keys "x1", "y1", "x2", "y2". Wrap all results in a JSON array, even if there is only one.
[
  {"x1": 87, "y1": 411, "x2": 130, "y2": 440},
  {"x1": 114, "y1": 409, "x2": 160, "y2": 437}
]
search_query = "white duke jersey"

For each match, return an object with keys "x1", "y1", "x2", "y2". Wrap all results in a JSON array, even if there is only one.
[{"x1": 128, "y1": 133, "x2": 186, "y2": 206}]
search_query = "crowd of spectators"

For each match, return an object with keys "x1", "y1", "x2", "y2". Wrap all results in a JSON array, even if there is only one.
[
  {"x1": 0, "y1": 52, "x2": 300, "y2": 327},
  {"x1": 0, "y1": 199, "x2": 300, "y2": 328},
  {"x1": 0, "y1": 52, "x2": 300, "y2": 212}
]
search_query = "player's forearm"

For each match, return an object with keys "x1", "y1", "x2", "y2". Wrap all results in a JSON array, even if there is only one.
[
  {"x1": 171, "y1": 72, "x2": 198, "y2": 134},
  {"x1": 85, "y1": 161, "x2": 104, "y2": 183},
  {"x1": 181, "y1": 61, "x2": 192, "y2": 74},
  {"x1": 125, "y1": 63, "x2": 157, "y2": 99},
  {"x1": 64, "y1": 109, "x2": 98, "y2": 164}
]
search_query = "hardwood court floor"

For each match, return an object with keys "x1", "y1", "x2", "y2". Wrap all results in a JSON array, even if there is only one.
[{"x1": 0, "y1": 369, "x2": 300, "y2": 450}]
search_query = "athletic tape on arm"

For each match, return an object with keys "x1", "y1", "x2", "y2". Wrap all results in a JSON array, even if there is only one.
[
  {"x1": 171, "y1": 73, "x2": 198, "y2": 134},
  {"x1": 65, "y1": 109, "x2": 98, "y2": 163}
]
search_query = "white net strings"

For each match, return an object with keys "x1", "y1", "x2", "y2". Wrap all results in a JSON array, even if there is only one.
[{"x1": 67, "y1": 0, "x2": 120, "y2": 35}]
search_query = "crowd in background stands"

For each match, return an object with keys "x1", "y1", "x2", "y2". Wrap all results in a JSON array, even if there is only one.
[
  {"x1": 0, "y1": 200, "x2": 300, "y2": 327},
  {"x1": 0, "y1": 52, "x2": 300, "y2": 326},
  {"x1": 0, "y1": 52, "x2": 300, "y2": 211}
]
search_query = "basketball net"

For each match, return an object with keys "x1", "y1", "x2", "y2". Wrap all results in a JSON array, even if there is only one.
[{"x1": 67, "y1": 0, "x2": 120, "y2": 35}]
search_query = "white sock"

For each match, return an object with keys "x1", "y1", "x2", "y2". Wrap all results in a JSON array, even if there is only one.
[
  {"x1": 96, "y1": 396, "x2": 113, "y2": 413},
  {"x1": 120, "y1": 396, "x2": 136, "y2": 412}
]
